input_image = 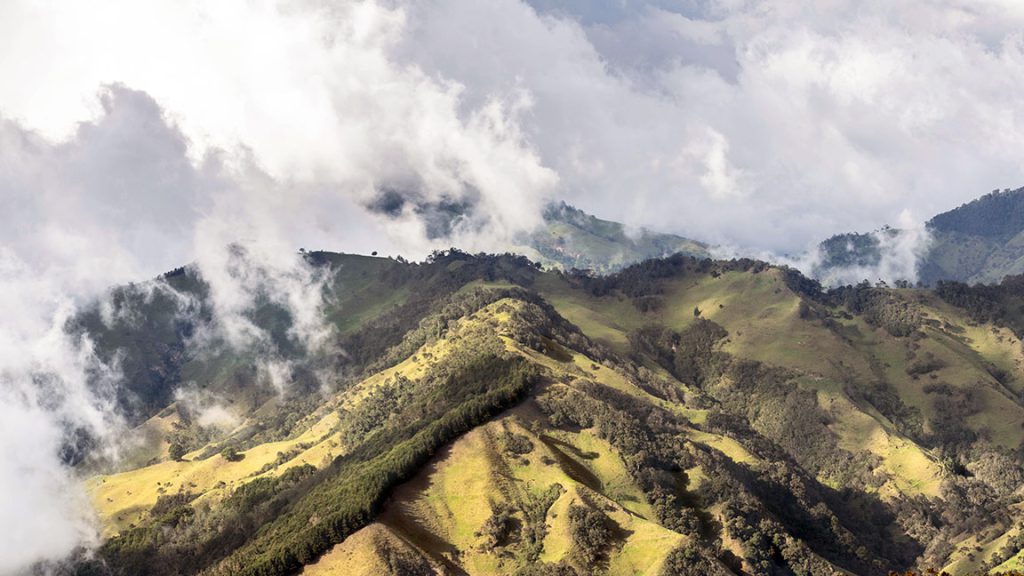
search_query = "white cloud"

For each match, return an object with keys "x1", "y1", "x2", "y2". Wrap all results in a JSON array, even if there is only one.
[
  {"x1": 404, "y1": 0, "x2": 1024, "y2": 250},
  {"x1": 0, "y1": 400, "x2": 98, "y2": 574},
  {"x1": 7, "y1": 0, "x2": 1021, "y2": 256},
  {"x1": 174, "y1": 387, "x2": 241, "y2": 431},
  {"x1": 0, "y1": 250, "x2": 121, "y2": 574},
  {"x1": 688, "y1": 127, "x2": 747, "y2": 201},
  {"x1": 3, "y1": 0, "x2": 1024, "y2": 257},
  {"x1": 0, "y1": 0, "x2": 557, "y2": 258}
]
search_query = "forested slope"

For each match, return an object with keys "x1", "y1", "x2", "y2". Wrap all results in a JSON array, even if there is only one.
[{"x1": 67, "y1": 251, "x2": 1024, "y2": 576}]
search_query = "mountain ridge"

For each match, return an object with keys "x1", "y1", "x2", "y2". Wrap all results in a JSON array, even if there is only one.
[
  {"x1": 535, "y1": 187, "x2": 1024, "y2": 287},
  {"x1": 817, "y1": 187, "x2": 1024, "y2": 286},
  {"x1": 64, "y1": 250, "x2": 1024, "y2": 575}
]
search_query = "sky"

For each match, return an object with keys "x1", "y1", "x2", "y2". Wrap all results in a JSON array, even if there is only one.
[
  {"x1": 2, "y1": 0, "x2": 1024, "y2": 572},
  {"x1": 4, "y1": 0, "x2": 1024, "y2": 269}
]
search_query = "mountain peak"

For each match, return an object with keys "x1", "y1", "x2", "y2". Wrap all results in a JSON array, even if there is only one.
[{"x1": 519, "y1": 202, "x2": 710, "y2": 273}]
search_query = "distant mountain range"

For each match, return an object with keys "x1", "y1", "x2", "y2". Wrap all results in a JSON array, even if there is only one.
[
  {"x1": 526, "y1": 188, "x2": 1024, "y2": 287},
  {"x1": 817, "y1": 187, "x2": 1024, "y2": 285},
  {"x1": 513, "y1": 202, "x2": 710, "y2": 274}
]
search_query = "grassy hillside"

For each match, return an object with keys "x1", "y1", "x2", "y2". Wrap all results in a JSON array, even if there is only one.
[
  {"x1": 70, "y1": 251, "x2": 1024, "y2": 576},
  {"x1": 514, "y1": 202, "x2": 710, "y2": 274}
]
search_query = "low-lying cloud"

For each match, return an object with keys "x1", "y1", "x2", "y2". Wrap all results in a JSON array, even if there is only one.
[
  {"x1": 0, "y1": 250, "x2": 121, "y2": 573},
  {"x1": 813, "y1": 216, "x2": 934, "y2": 288}
]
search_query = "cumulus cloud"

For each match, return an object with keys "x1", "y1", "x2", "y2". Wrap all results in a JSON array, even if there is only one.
[
  {"x1": 3, "y1": 0, "x2": 1024, "y2": 257},
  {"x1": 8, "y1": 0, "x2": 1021, "y2": 256},
  {"x1": 402, "y1": 0, "x2": 1024, "y2": 251},
  {"x1": 0, "y1": 0, "x2": 557, "y2": 257}
]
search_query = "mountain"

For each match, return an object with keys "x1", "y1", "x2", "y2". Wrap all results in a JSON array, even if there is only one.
[
  {"x1": 530, "y1": 190, "x2": 1024, "y2": 287},
  {"x1": 516, "y1": 202, "x2": 710, "y2": 273},
  {"x1": 817, "y1": 187, "x2": 1024, "y2": 286},
  {"x1": 63, "y1": 250, "x2": 1024, "y2": 576},
  {"x1": 921, "y1": 187, "x2": 1024, "y2": 285}
]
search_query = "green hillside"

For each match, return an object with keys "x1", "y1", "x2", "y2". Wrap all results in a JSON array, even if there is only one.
[
  {"x1": 68, "y1": 251, "x2": 1024, "y2": 576},
  {"x1": 817, "y1": 187, "x2": 1024, "y2": 286},
  {"x1": 514, "y1": 202, "x2": 710, "y2": 273},
  {"x1": 921, "y1": 188, "x2": 1024, "y2": 285}
]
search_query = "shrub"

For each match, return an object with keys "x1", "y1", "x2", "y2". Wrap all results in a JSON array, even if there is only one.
[
  {"x1": 567, "y1": 504, "x2": 612, "y2": 565},
  {"x1": 503, "y1": 431, "x2": 535, "y2": 455},
  {"x1": 168, "y1": 442, "x2": 187, "y2": 462},
  {"x1": 220, "y1": 446, "x2": 243, "y2": 462}
]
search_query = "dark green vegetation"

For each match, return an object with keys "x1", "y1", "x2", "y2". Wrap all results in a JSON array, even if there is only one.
[
  {"x1": 818, "y1": 227, "x2": 900, "y2": 271},
  {"x1": 935, "y1": 275, "x2": 1024, "y2": 337},
  {"x1": 818, "y1": 187, "x2": 1024, "y2": 286},
  {"x1": 67, "y1": 249, "x2": 1024, "y2": 575}
]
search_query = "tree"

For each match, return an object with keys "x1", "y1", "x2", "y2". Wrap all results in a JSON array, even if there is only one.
[
  {"x1": 568, "y1": 504, "x2": 612, "y2": 565},
  {"x1": 168, "y1": 442, "x2": 187, "y2": 462},
  {"x1": 661, "y1": 541, "x2": 730, "y2": 576}
]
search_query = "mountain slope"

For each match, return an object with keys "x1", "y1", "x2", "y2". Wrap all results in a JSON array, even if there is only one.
[
  {"x1": 69, "y1": 251, "x2": 1024, "y2": 576},
  {"x1": 817, "y1": 187, "x2": 1024, "y2": 285},
  {"x1": 922, "y1": 187, "x2": 1024, "y2": 285},
  {"x1": 515, "y1": 202, "x2": 710, "y2": 273}
]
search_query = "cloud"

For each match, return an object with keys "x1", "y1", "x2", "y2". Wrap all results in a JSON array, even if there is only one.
[
  {"x1": 0, "y1": 82, "x2": 346, "y2": 576},
  {"x1": 0, "y1": 0, "x2": 557, "y2": 259},
  {"x1": 174, "y1": 387, "x2": 241, "y2": 431},
  {"x1": 713, "y1": 208, "x2": 934, "y2": 287},
  {"x1": 8, "y1": 0, "x2": 1022, "y2": 257},
  {"x1": 401, "y1": 0, "x2": 1024, "y2": 251},
  {"x1": 813, "y1": 210, "x2": 934, "y2": 287},
  {"x1": 0, "y1": 88, "x2": 195, "y2": 573},
  {"x1": 0, "y1": 250, "x2": 121, "y2": 574}
]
